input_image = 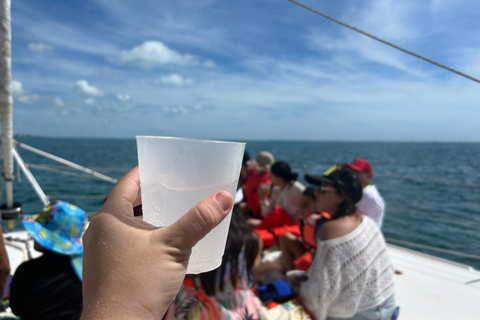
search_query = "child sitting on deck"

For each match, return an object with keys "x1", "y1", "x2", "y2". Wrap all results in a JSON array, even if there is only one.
[
  {"x1": 164, "y1": 206, "x2": 262, "y2": 319},
  {"x1": 279, "y1": 187, "x2": 330, "y2": 272},
  {"x1": 253, "y1": 188, "x2": 330, "y2": 280}
]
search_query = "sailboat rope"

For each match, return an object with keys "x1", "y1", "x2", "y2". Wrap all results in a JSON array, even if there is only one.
[{"x1": 288, "y1": 0, "x2": 480, "y2": 85}]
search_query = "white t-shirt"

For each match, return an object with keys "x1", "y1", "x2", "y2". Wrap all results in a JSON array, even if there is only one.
[{"x1": 356, "y1": 184, "x2": 385, "y2": 228}]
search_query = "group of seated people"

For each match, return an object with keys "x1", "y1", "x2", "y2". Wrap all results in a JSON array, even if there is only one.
[
  {"x1": 161, "y1": 152, "x2": 395, "y2": 319},
  {"x1": 5, "y1": 152, "x2": 396, "y2": 320}
]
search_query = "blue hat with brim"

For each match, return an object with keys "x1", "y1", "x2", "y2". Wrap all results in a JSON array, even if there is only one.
[
  {"x1": 70, "y1": 254, "x2": 83, "y2": 281},
  {"x1": 22, "y1": 200, "x2": 87, "y2": 255}
]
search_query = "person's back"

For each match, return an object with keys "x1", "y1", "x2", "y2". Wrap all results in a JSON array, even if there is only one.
[
  {"x1": 300, "y1": 217, "x2": 394, "y2": 320},
  {"x1": 301, "y1": 166, "x2": 395, "y2": 320},
  {"x1": 9, "y1": 200, "x2": 87, "y2": 320},
  {"x1": 356, "y1": 184, "x2": 385, "y2": 227},
  {"x1": 10, "y1": 251, "x2": 82, "y2": 320},
  {"x1": 343, "y1": 158, "x2": 385, "y2": 227}
]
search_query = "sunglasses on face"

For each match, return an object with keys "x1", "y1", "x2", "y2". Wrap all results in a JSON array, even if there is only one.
[{"x1": 315, "y1": 185, "x2": 338, "y2": 194}]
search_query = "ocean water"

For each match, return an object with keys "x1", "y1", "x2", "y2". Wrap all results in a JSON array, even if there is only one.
[{"x1": 5, "y1": 138, "x2": 480, "y2": 270}]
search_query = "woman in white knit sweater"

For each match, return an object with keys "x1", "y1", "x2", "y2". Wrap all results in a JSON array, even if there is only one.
[{"x1": 300, "y1": 165, "x2": 396, "y2": 320}]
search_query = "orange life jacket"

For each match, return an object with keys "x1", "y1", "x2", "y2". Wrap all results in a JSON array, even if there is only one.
[
  {"x1": 294, "y1": 212, "x2": 332, "y2": 272},
  {"x1": 301, "y1": 212, "x2": 331, "y2": 250}
]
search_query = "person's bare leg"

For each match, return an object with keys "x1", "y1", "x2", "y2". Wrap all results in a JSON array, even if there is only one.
[
  {"x1": 279, "y1": 233, "x2": 305, "y2": 271},
  {"x1": 246, "y1": 218, "x2": 262, "y2": 229},
  {"x1": 253, "y1": 233, "x2": 263, "y2": 268},
  {"x1": 252, "y1": 257, "x2": 285, "y2": 281}
]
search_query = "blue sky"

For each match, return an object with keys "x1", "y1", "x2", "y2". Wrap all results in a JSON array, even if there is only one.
[{"x1": 10, "y1": 0, "x2": 480, "y2": 141}]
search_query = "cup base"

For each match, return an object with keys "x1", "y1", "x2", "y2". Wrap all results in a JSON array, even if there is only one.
[{"x1": 186, "y1": 257, "x2": 223, "y2": 275}]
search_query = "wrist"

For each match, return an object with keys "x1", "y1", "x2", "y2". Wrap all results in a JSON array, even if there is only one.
[{"x1": 81, "y1": 294, "x2": 162, "y2": 320}]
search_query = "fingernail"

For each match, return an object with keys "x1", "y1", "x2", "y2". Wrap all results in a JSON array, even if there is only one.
[{"x1": 215, "y1": 191, "x2": 232, "y2": 213}]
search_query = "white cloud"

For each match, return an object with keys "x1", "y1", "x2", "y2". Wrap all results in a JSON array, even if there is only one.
[
  {"x1": 156, "y1": 124, "x2": 175, "y2": 131},
  {"x1": 357, "y1": 0, "x2": 420, "y2": 41},
  {"x1": 12, "y1": 80, "x2": 25, "y2": 97},
  {"x1": 203, "y1": 60, "x2": 216, "y2": 67},
  {"x1": 113, "y1": 41, "x2": 213, "y2": 68},
  {"x1": 17, "y1": 94, "x2": 41, "y2": 104},
  {"x1": 453, "y1": 48, "x2": 480, "y2": 79},
  {"x1": 73, "y1": 80, "x2": 104, "y2": 96},
  {"x1": 160, "y1": 104, "x2": 211, "y2": 116},
  {"x1": 70, "y1": 86, "x2": 135, "y2": 113},
  {"x1": 28, "y1": 43, "x2": 54, "y2": 53},
  {"x1": 116, "y1": 94, "x2": 130, "y2": 101},
  {"x1": 84, "y1": 98, "x2": 96, "y2": 105},
  {"x1": 54, "y1": 97, "x2": 65, "y2": 107},
  {"x1": 304, "y1": 0, "x2": 430, "y2": 78},
  {"x1": 12, "y1": 80, "x2": 65, "y2": 107},
  {"x1": 154, "y1": 74, "x2": 195, "y2": 87}
]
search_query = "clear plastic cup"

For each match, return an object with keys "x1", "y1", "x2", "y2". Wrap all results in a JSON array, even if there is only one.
[{"x1": 136, "y1": 136, "x2": 246, "y2": 274}]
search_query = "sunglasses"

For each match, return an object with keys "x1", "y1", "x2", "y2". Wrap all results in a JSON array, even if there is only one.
[{"x1": 314, "y1": 185, "x2": 338, "y2": 194}]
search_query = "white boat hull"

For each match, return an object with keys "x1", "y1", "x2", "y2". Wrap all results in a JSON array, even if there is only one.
[{"x1": 388, "y1": 244, "x2": 480, "y2": 319}]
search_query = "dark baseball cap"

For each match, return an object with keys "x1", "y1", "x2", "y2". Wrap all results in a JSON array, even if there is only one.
[{"x1": 305, "y1": 165, "x2": 363, "y2": 203}]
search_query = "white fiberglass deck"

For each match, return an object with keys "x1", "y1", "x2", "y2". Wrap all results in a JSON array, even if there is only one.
[{"x1": 388, "y1": 244, "x2": 480, "y2": 319}]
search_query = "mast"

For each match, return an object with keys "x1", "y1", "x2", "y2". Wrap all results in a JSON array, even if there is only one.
[{"x1": 0, "y1": 0, "x2": 14, "y2": 208}]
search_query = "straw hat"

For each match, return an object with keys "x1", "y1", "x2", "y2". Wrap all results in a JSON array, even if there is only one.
[{"x1": 248, "y1": 151, "x2": 275, "y2": 172}]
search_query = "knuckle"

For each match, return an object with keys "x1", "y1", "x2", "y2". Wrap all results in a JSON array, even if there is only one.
[{"x1": 194, "y1": 201, "x2": 220, "y2": 231}]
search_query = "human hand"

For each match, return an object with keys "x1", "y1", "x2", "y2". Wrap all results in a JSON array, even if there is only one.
[
  {"x1": 81, "y1": 166, "x2": 233, "y2": 320},
  {"x1": 257, "y1": 183, "x2": 271, "y2": 200}
]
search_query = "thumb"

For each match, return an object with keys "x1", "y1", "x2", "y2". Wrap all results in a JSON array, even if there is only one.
[{"x1": 160, "y1": 191, "x2": 233, "y2": 250}]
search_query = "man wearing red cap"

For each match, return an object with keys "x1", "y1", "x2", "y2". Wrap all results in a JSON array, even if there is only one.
[{"x1": 343, "y1": 158, "x2": 385, "y2": 228}]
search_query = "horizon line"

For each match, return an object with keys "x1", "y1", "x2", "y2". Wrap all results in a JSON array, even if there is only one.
[{"x1": 13, "y1": 134, "x2": 480, "y2": 144}]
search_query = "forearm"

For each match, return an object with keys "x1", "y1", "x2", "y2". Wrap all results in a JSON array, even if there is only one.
[
  {"x1": 81, "y1": 296, "x2": 166, "y2": 320},
  {"x1": 0, "y1": 269, "x2": 9, "y2": 300},
  {"x1": 0, "y1": 229, "x2": 10, "y2": 299}
]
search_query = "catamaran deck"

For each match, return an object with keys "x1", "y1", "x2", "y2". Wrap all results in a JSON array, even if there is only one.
[{"x1": 388, "y1": 244, "x2": 480, "y2": 319}]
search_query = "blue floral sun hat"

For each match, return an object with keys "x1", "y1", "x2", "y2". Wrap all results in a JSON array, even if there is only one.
[
  {"x1": 22, "y1": 200, "x2": 87, "y2": 280},
  {"x1": 22, "y1": 200, "x2": 87, "y2": 255}
]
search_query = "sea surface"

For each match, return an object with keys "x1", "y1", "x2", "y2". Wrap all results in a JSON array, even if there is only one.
[{"x1": 5, "y1": 138, "x2": 480, "y2": 270}]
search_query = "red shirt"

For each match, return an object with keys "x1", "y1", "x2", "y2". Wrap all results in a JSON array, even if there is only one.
[{"x1": 243, "y1": 167, "x2": 271, "y2": 218}]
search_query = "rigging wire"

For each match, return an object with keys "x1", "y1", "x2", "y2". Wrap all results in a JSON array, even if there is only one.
[
  {"x1": 25, "y1": 163, "x2": 116, "y2": 180},
  {"x1": 386, "y1": 238, "x2": 480, "y2": 260},
  {"x1": 46, "y1": 194, "x2": 106, "y2": 200},
  {"x1": 288, "y1": 0, "x2": 480, "y2": 85},
  {"x1": 390, "y1": 206, "x2": 480, "y2": 224},
  {"x1": 25, "y1": 163, "x2": 130, "y2": 172}
]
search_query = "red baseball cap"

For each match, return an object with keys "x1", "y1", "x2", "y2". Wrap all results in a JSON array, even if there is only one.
[{"x1": 343, "y1": 158, "x2": 373, "y2": 177}]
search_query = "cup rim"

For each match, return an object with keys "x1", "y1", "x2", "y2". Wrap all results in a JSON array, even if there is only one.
[{"x1": 136, "y1": 136, "x2": 246, "y2": 145}]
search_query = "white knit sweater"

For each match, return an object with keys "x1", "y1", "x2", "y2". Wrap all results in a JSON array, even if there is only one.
[{"x1": 299, "y1": 217, "x2": 395, "y2": 320}]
